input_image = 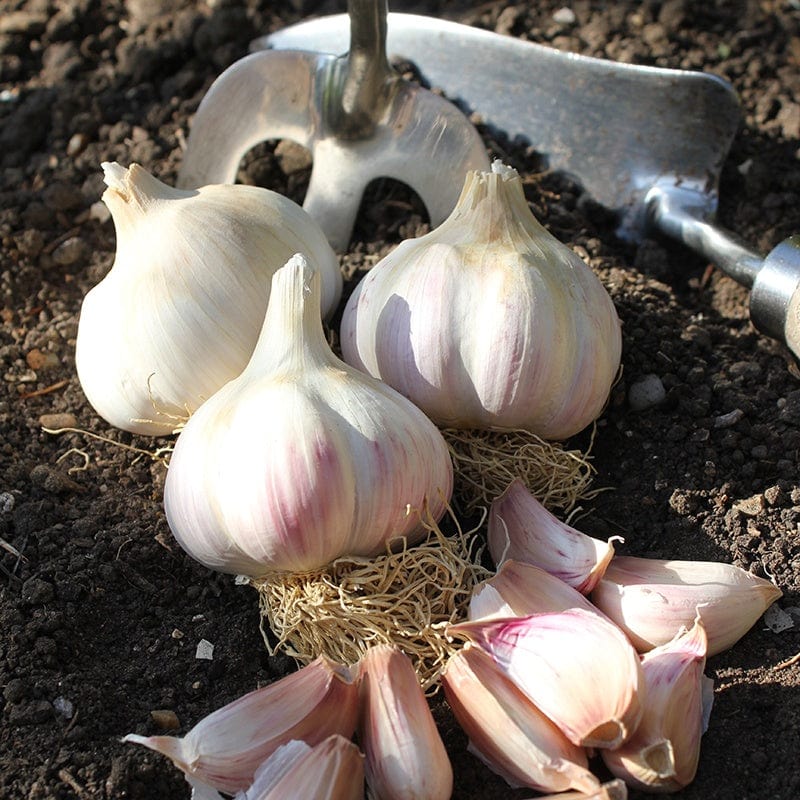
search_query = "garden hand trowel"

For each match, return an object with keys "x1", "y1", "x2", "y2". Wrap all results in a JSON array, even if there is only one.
[
  {"x1": 260, "y1": 11, "x2": 800, "y2": 367},
  {"x1": 177, "y1": 0, "x2": 489, "y2": 253}
]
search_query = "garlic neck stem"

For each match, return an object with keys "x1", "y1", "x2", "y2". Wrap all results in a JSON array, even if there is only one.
[
  {"x1": 101, "y1": 162, "x2": 189, "y2": 223},
  {"x1": 249, "y1": 254, "x2": 329, "y2": 373},
  {"x1": 450, "y1": 168, "x2": 548, "y2": 249}
]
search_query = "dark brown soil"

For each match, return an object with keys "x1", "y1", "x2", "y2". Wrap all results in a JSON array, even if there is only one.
[{"x1": 1, "y1": 1, "x2": 799, "y2": 798}]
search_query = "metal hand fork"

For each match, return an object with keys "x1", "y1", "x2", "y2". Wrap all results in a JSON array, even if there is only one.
[
  {"x1": 261, "y1": 10, "x2": 800, "y2": 367},
  {"x1": 177, "y1": 0, "x2": 489, "y2": 252}
]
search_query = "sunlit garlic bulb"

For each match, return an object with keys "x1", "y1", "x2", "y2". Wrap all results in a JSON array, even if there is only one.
[
  {"x1": 164, "y1": 254, "x2": 454, "y2": 576},
  {"x1": 341, "y1": 161, "x2": 622, "y2": 440},
  {"x1": 76, "y1": 162, "x2": 342, "y2": 435}
]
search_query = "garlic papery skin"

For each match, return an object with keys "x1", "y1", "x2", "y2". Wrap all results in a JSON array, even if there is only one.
[
  {"x1": 340, "y1": 160, "x2": 622, "y2": 440},
  {"x1": 163, "y1": 254, "x2": 453, "y2": 576},
  {"x1": 469, "y1": 560, "x2": 603, "y2": 622},
  {"x1": 450, "y1": 608, "x2": 644, "y2": 749},
  {"x1": 242, "y1": 736, "x2": 364, "y2": 800},
  {"x1": 76, "y1": 162, "x2": 342, "y2": 435},
  {"x1": 441, "y1": 645, "x2": 599, "y2": 794},
  {"x1": 123, "y1": 655, "x2": 358, "y2": 795},
  {"x1": 187, "y1": 740, "x2": 313, "y2": 800},
  {"x1": 358, "y1": 645, "x2": 453, "y2": 800},
  {"x1": 488, "y1": 478, "x2": 617, "y2": 592},
  {"x1": 591, "y1": 556, "x2": 783, "y2": 655},
  {"x1": 601, "y1": 619, "x2": 710, "y2": 792}
]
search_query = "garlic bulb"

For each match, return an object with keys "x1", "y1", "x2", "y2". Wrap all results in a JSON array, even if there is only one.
[
  {"x1": 76, "y1": 162, "x2": 342, "y2": 435},
  {"x1": 341, "y1": 161, "x2": 621, "y2": 440},
  {"x1": 164, "y1": 254, "x2": 453, "y2": 576}
]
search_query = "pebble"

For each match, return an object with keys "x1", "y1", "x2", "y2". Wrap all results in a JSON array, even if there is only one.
[
  {"x1": 52, "y1": 236, "x2": 86, "y2": 267},
  {"x1": 628, "y1": 374, "x2": 666, "y2": 411},
  {"x1": 553, "y1": 7, "x2": 577, "y2": 25},
  {"x1": 195, "y1": 639, "x2": 214, "y2": 660},
  {"x1": 66, "y1": 132, "x2": 88, "y2": 157},
  {"x1": 39, "y1": 412, "x2": 77, "y2": 429},
  {"x1": 0, "y1": 491, "x2": 15, "y2": 513},
  {"x1": 53, "y1": 696, "x2": 74, "y2": 719},
  {"x1": 89, "y1": 200, "x2": 111, "y2": 223},
  {"x1": 149, "y1": 709, "x2": 180, "y2": 731}
]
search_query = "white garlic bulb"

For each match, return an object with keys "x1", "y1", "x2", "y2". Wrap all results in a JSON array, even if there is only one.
[
  {"x1": 164, "y1": 254, "x2": 454, "y2": 576},
  {"x1": 341, "y1": 161, "x2": 621, "y2": 440},
  {"x1": 76, "y1": 162, "x2": 342, "y2": 435}
]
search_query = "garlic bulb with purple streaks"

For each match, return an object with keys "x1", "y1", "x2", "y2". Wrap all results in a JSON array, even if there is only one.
[
  {"x1": 164, "y1": 254, "x2": 453, "y2": 576},
  {"x1": 341, "y1": 161, "x2": 621, "y2": 440}
]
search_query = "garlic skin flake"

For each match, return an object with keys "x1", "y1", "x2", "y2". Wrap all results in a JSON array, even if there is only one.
[
  {"x1": 341, "y1": 161, "x2": 621, "y2": 440},
  {"x1": 451, "y1": 608, "x2": 644, "y2": 749},
  {"x1": 358, "y1": 645, "x2": 453, "y2": 800},
  {"x1": 602, "y1": 620, "x2": 710, "y2": 792},
  {"x1": 123, "y1": 655, "x2": 358, "y2": 795},
  {"x1": 488, "y1": 478, "x2": 617, "y2": 592},
  {"x1": 76, "y1": 162, "x2": 342, "y2": 435},
  {"x1": 244, "y1": 735, "x2": 364, "y2": 800},
  {"x1": 591, "y1": 556, "x2": 783, "y2": 655},
  {"x1": 442, "y1": 645, "x2": 599, "y2": 794},
  {"x1": 164, "y1": 255, "x2": 453, "y2": 576}
]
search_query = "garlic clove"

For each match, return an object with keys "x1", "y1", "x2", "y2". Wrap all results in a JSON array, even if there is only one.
[
  {"x1": 528, "y1": 778, "x2": 629, "y2": 800},
  {"x1": 123, "y1": 655, "x2": 358, "y2": 794},
  {"x1": 469, "y1": 560, "x2": 602, "y2": 621},
  {"x1": 341, "y1": 161, "x2": 622, "y2": 440},
  {"x1": 601, "y1": 619, "x2": 710, "y2": 792},
  {"x1": 187, "y1": 740, "x2": 317, "y2": 800},
  {"x1": 76, "y1": 162, "x2": 342, "y2": 435},
  {"x1": 488, "y1": 478, "x2": 617, "y2": 592},
  {"x1": 164, "y1": 254, "x2": 453, "y2": 576},
  {"x1": 591, "y1": 556, "x2": 783, "y2": 655},
  {"x1": 358, "y1": 645, "x2": 453, "y2": 800},
  {"x1": 450, "y1": 608, "x2": 644, "y2": 749},
  {"x1": 242, "y1": 735, "x2": 364, "y2": 800},
  {"x1": 441, "y1": 645, "x2": 599, "y2": 794}
]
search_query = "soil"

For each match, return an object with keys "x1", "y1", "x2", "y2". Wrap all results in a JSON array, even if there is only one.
[{"x1": 1, "y1": 0, "x2": 800, "y2": 798}]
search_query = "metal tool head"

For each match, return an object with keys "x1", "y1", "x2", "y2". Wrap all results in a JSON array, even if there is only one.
[
  {"x1": 258, "y1": 11, "x2": 742, "y2": 242},
  {"x1": 177, "y1": 1, "x2": 489, "y2": 252}
]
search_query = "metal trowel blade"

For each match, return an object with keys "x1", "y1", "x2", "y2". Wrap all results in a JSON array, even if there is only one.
[{"x1": 257, "y1": 12, "x2": 742, "y2": 238}]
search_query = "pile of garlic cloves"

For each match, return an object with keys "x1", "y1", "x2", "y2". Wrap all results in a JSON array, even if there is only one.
[{"x1": 125, "y1": 478, "x2": 781, "y2": 798}]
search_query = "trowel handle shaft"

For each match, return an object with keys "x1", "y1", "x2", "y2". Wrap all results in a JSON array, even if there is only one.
[{"x1": 648, "y1": 188, "x2": 800, "y2": 366}]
